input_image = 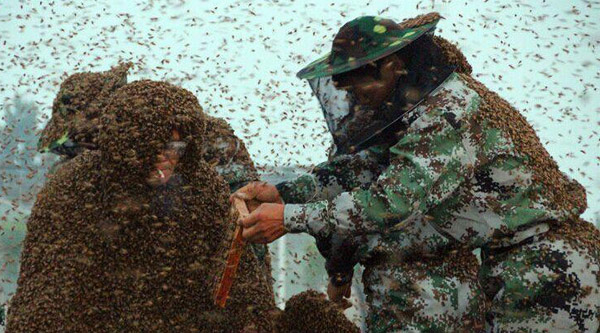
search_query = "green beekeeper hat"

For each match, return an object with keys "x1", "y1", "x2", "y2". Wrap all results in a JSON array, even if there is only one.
[{"x1": 297, "y1": 12, "x2": 442, "y2": 79}]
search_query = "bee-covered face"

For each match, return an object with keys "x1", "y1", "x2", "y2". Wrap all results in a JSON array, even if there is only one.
[
  {"x1": 96, "y1": 80, "x2": 207, "y2": 185},
  {"x1": 146, "y1": 130, "x2": 188, "y2": 187}
]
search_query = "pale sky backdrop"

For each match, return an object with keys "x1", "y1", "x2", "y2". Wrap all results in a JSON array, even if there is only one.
[
  {"x1": 1, "y1": 0, "x2": 599, "y2": 328},
  {"x1": 1, "y1": 0, "x2": 598, "y2": 220}
]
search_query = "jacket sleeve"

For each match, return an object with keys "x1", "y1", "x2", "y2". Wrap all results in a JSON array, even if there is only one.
[
  {"x1": 276, "y1": 147, "x2": 385, "y2": 204},
  {"x1": 215, "y1": 141, "x2": 259, "y2": 192},
  {"x1": 283, "y1": 97, "x2": 483, "y2": 260}
]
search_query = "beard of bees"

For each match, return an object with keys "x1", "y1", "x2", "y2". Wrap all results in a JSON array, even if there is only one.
[
  {"x1": 6, "y1": 80, "x2": 276, "y2": 332},
  {"x1": 96, "y1": 80, "x2": 206, "y2": 189}
]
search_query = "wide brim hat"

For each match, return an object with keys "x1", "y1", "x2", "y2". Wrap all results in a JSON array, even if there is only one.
[{"x1": 297, "y1": 12, "x2": 442, "y2": 79}]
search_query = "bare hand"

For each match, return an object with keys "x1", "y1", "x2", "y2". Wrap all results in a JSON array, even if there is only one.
[
  {"x1": 245, "y1": 199, "x2": 262, "y2": 213},
  {"x1": 231, "y1": 181, "x2": 282, "y2": 205},
  {"x1": 238, "y1": 203, "x2": 286, "y2": 244},
  {"x1": 327, "y1": 281, "x2": 352, "y2": 309}
]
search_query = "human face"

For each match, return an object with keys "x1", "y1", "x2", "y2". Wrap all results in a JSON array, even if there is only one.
[
  {"x1": 146, "y1": 129, "x2": 186, "y2": 186},
  {"x1": 332, "y1": 55, "x2": 405, "y2": 109}
]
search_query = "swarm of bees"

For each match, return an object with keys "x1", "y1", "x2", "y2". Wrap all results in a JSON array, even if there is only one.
[
  {"x1": 6, "y1": 80, "x2": 277, "y2": 332},
  {"x1": 0, "y1": 0, "x2": 598, "y2": 330}
]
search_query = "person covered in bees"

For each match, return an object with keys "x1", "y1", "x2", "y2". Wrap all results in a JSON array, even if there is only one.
[
  {"x1": 233, "y1": 12, "x2": 600, "y2": 332},
  {"x1": 7, "y1": 80, "x2": 278, "y2": 332},
  {"x1": 38, "y1": 63, "x2": 259, "y2": 192},
  {"x1": 9, "y1": 64, "x2": 364, "y2": 332},
  {"x1": 36, "y1": 62, "x2": 272, "y2": 276}
]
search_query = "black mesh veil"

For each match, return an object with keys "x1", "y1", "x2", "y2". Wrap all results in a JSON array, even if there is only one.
[{"x1": 307, "y1": 33, "x2": 456, "y2": 155}]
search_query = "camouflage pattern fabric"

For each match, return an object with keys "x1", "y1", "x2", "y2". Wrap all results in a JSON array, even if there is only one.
[
  {"x1": 297, "y1": 13, "x2": 441, "y2": 79},
  {"x1": 282, "y1": 72, "x2": 582, "y2": 249},
  {"x1": 277, "y1": 146, "x2": 388, "y2": 205},
  {"x1": 365, "y1": 243, "x2": 487, "y2": 332},
  {"x1": 480, "y1": 218, "x2": 600, "y2": 332},
  {"x1": 278, "y1": 71, "x2": 596, "y2": 331}
]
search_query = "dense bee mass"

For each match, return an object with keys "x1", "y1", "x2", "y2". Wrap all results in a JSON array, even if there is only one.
[
  {"x1": 433, "y1": 36, "x2": 472, "y2": 75},
  {"x1": 430, "y1": 31, "x2": 589, "y2": 236},
  {"x1": 275, "y1": 290, "x2": 359, "y2": 333},
  {"x1": 1, "y1": 1, "x2": 598, "y2": 332},
  {"x1": 460, "y1": 74, "x2": 588, "y2": 218},
  {"x1": 6, "y1": 81, "x2": 276, "y2": 332},
  {"x1": 38, "y1": 62, "x2": 132, "y2": 152}
]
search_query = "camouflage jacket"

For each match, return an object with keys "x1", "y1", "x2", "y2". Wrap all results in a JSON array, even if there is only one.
[{"x1": 277, "y1": 72, "x2": 586, "y2": 275}]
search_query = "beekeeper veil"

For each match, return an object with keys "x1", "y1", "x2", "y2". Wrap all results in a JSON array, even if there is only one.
[{"x1": 297, "y1": 13, "x2": 455, "y2": 155}]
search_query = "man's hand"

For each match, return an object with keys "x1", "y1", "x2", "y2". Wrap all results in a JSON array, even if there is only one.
[
  {"x1": 245, "y1": 199, "x2": 262, "y2": 213},
  {"x1": 239, "y1": 203, "x2": 286, "y2": 244},
  {"x1": 231, "y1": 181, "x2": 283, "y2": 207},
  {"x1": 327, "y1": 281, "x2": 352, "y2": 309}
]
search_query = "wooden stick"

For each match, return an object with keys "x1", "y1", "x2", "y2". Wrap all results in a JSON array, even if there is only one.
[{"x1": 213, "y1": 197, "x2": 248, "y2": 308}]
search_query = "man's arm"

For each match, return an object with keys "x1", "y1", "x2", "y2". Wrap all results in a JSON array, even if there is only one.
[
  {"x1": 276, "y1": 147, "x2": 386, "y2": 204},
  {"x1": 238, "y1": 98, "x2": 484, "y2": 298},
  {"x1": 284, "y1": 93, "x2": 483, "y2": 262}
]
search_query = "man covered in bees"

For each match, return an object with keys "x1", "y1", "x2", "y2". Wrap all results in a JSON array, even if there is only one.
[
  {"x1": 234, "y1": 12, "x2": 600, "y2": 332},
  {"x1": 8, "y1": 78, "x2": 280, "y2": 332},
  {"x1": 36, "y1": 62, "x2": 272, "y2": 273},
  {"x1": 38, "y1": 62, "x2": 259, "y2": 192},
  {"x1": 7, "y1": 65, "x2": 280, "y2": 331}
]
